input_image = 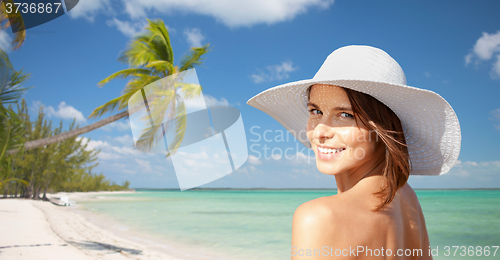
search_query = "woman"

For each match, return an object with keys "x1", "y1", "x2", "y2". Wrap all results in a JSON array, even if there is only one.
[{"x1": 247, "y1": 45, "x2": 461, "y2": 259}]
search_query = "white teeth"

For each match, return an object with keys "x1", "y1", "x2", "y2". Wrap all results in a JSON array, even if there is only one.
[{"x1": 318, "y1": 147, "x2": 345, "y2": 154}]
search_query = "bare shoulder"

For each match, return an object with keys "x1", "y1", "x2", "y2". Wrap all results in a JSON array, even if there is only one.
[
  {"x1": 292, "y1": 195, "x2": 352, "y2": 225},
  {"x1": 400, "y1": 182, "x2": 419, "y2": 202},
  {"x1": 291, "y1": 195, "x2": 353, "y2": 252},
  {"x1": 292, "y1": 196, "x2": 340, "y2": 228},
  {"x1": 291, "y1": 185, "x2": 432, "y2": 259}
]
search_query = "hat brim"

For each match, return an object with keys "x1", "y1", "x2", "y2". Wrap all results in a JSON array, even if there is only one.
[{"x1": 247, "y1": 78, "x2": 461, "y2": 176}]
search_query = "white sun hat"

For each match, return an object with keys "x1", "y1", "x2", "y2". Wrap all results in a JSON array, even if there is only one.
[{"x1": 246, "y1": 45, "x2": 461, "y2": 176}]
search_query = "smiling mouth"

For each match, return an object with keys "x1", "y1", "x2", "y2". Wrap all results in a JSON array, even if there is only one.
[{"x1": 317, "y1": 147, "x2": 346, "y2": 154}]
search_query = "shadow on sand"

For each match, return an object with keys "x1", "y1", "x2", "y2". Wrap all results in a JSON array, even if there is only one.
[
  {"x1": 0, "y1": 243, "x2": 66, "y2": 249},
  {"x1": 69, "y1": 241, "x2": 143, "y2": 255}
]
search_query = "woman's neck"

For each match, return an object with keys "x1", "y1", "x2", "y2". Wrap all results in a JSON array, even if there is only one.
[{"x1": 335, "y1": 156, "x2": 386, "y2": 193}]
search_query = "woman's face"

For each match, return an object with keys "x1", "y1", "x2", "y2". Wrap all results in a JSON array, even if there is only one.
[{"x1": 306, "y1": 84, "x2": 385, "y2": 176}]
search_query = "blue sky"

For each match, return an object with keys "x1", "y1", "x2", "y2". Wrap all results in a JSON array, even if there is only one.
[{"x1": 5, "y1": 0, "x2": 500, "y2": 189}]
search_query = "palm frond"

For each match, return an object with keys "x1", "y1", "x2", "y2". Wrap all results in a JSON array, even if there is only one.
[
  {"x1": 117, "y1": 34, "x2": 151, "y2": 64},
  {"x1": 0, "y1": 178, "x2": 29, "y2": 188},
  {"x1": 179, "y1": 44, "x2": 211, "y2": 72},
  {"x1": 88, "y1": 96, "x2": 123, "y2": 118},
  {"x1": 146, "y1": 19, "x2": 173, "y2": 64},
  {"x1": 119, "y1": 40, "x2": 157, "y2": 68},
  {"x1": 122, "y1": 75, "x2": 161, "y2": 96},
  {"x1": 12, "y1": 30, "x2": 26, "y2": 50},
  {"x1": 97, "y1": 68, "x2": 151, "y2": 87},
  {"x1": 145, "y1": 60, "x2": 174, "y2": 75},
  {"x1": 0, "y1": 106, "x2": 25, "y2": 159},
  {"x1": 165, "y1": 97, "x2": 187, "y2": 157},
  {"x1": 0, "y1": 49, "x2": 31, "y2": 104},
  {"x1": 90, "y1": 74, "x2": 162, "y2": 118},
  {"x1": 179, "y1": 83, "x2": 203, "y2": 99},
  {"x1": 0, "y1": 0, "x2": 26, "y2": 49}
]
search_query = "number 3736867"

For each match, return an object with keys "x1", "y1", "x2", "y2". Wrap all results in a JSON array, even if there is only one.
[{"x1": 5, "y1": 2, "x2": 62, "y2": 14}]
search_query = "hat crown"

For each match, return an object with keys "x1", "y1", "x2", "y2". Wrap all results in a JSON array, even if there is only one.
[{"x1": 313, "y1": 45, "x2": 407, "y2": 85}]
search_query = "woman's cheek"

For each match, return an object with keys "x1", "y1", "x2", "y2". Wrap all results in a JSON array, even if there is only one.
[{"x1": 336, "y1": 128, "x2": 352, "y2": 143}]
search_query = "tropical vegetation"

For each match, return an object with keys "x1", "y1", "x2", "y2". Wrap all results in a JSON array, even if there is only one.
[
  {"x1": 0, "y1": 30, "x2": 129, "y2": 198},
  {"x1": 1, "y1": 100, "x2": 130, "y2": 199},
  {"x1": 1, "y1": 17, "x2": 209, "y2": 197},
  {"x1": 10, "y1": 18, "x2": 211, "y2": 154}
]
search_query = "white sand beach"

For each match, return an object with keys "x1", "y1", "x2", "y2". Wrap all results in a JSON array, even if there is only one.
[{"x1": 0, "y1": 192, "x2": 193, "y2": 260}]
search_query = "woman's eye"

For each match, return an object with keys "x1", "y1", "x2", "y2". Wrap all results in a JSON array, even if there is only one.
[
  {"x1": 340, "y1": 112, "x2": 353, "y2": 118},
  {"x1": 308, "y1": 109, "x2": 322, "y2": 115}
]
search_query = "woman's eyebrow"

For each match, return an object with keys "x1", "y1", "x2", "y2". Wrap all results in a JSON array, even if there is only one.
[
  {"x1": 307, "y1": 102, "x2": 352, "y2": 111},
  {"x1": 307, "y1": 102, "x2": 319, "y2": 108}
]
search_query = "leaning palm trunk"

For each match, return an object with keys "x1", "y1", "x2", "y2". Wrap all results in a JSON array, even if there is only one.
[{"x1": 7, "y1": 110, "x2": 129, "y2": 155}]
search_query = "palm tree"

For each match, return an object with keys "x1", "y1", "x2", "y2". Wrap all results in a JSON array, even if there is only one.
[
  {"x1": 0, "y1": 48, "x2": 30, "y2": 188},
  {"x1": 0, "y1": 47, "x2": 31, "y2": 156},
  {"x1": 7, "y1": 19, "x2": 210, "y2": 154},
  {"x1": 0, "y1": 0, "x2": 26, "y2": 50}
]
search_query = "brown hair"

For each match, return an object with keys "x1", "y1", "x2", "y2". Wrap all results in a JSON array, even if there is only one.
[{"x1": 307, "y1": 85, "x2": 410, "y2": 211}]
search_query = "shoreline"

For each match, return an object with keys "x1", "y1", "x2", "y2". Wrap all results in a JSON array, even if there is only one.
[{"x1": 0, "y1": 191, "x2": 241, "y2": 260}]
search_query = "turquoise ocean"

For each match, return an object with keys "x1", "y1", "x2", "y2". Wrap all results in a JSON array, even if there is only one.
[{"x1": 80, "y1": 190, "x2": 500, "y2": 260}]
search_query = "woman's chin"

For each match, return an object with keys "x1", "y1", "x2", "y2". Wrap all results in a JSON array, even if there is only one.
[{"x1": 316, "y1": 164, "x2": 341, "y2": 176}]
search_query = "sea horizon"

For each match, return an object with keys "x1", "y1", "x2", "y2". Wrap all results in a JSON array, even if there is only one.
[{"x1": 131, "y1": 187, "x2": 500, "y2": 190}]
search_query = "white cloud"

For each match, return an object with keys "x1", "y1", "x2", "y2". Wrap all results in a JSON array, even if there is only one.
[
  {"x1": 490, "y1": 108, "x2": 500, "y2": 119},
  {"x1": 490, "y1": 108, "x2": 500, "y2": 130},
  {"x1": 0, "y1": 30, "x2": 12, "y2": 51},
  {"x1": 184, "y1": 28, "x2": 204, "y2": 47},
  {"x1": 76, "y1": 137, "x2": 174, "y2": 183},
  {"x1": 248, "y1": 155, "x2": 262, "y2": 165},
  {"x1": 469, "y1": 31, "x2": 500, "y2": 61},
  {"x1": 135, "y1": 158, "x2": 152, "y2": 172},
  {"x1": 67, "y1": 0, "x2": 334, "y2": 28},
  {"x1": 78, "y1": 136, "x2": 145, "y2": 160},
  {"x1": 292, "y1": 151, "x2": 315, "y2": 164},
  {"x1": 409, "y1": 159, "x2": 500, "y2": 188},
  {"x1": 465, "y1": 31, "x2": 500, "y2": 78},
  {"x1": 112, "y1": 163, "x2": 138, "y2": 174},
  {"x1": 235, "y1": 165, "x2": 256, "y2": 174},
  {"x1": 122, "y1": 0, "x2": 146, "y2": 19},
  {"x1": 78, "y1": 137, "x2": 122, "y2": 161},
  {"x1": 177, "y1": 151, "x2": 210, "y2": 160},
  {"x1": 101, "y1": 120, "x2": 131, "y2": 132},
  {"x1": 250, "y1": 60, "x2": 298, "y2": 83},
  {"x1": 99, "y1": 152, "x2": 122, "y2": 160},
  {"x1": 81, "y1": 138, "x2": 109, "y2": 151},
  {"x1": 172, "y1": 150, "x2": 231, "y2": 178},
  {"x1": 291, "y1": 168, "x2": 319, "y2": 177},
  {"x1": 110, "y1": 145, "x2": 142, "y2": 156},
  {"x1": 121, "y1": 0, "x2": 334, "y2": 28},
  {"x1": 182, "y1": 94, "x2": 230, "y2": 109},
  {"x1": 36, "y1": 101, "x2": 86, "y2": 123},
  {"x1": 271, "y1": 154, "x2": 282, "y2": 160},
  {"x1": 454, "y1": 160, "x2": 500, "y2": 169},
  {"x1": 68, "y1": 0, "x2": 111, "y2": 22},
  {"x1": 205, "y1": 95, "x2": 229, "y2": 107},
  {"x1": 493, "y1": 55, "x2": 500, "y2": 78},
  {"x1": 115, "y1": 134, "x2": 134, "y2": 145},
  {"x1": 462, "y1": 161, "x2": 478, "y2": 167},
  {"x1": 448, "y1": 160, "x2": 500, "y2": 178},
  {"x1": 106, "y1": 18, "x2": 147, "y2": 37}
]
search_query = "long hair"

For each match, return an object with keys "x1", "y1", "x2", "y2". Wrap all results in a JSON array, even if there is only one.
[{"x1": 307, "y1": 85, "x2": 410, "y2": 211}]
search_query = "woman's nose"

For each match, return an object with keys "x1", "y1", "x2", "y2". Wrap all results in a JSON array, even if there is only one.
[{"x1": 312, "y1": 122, "x2": 335, "y2": 141}]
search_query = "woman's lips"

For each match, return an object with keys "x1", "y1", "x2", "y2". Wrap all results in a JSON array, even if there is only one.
[{"x1": 316, "y1": 146, "x2": 346, "y2": 161}]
